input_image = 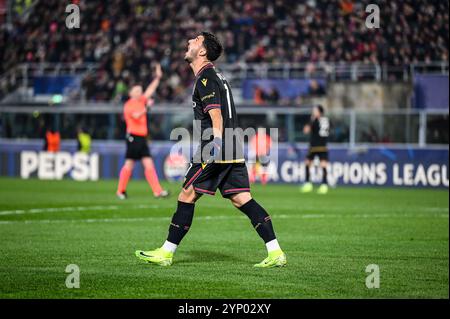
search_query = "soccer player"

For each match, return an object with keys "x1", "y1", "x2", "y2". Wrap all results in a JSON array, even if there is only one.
[
  {"x1": 76, "y1": 126, "x2": 91, "y2": 154},
  {"x1": 300, "y1": 105, "x2": 330, "y2": 194},
  {"x1": 116, "y1": 63, "x2": 169, "y2": 199},
  {"x1": 44, "y1": 128, "x2": 60, "y2": 153},
  {"x1": 135, "y1": 32, "x2": 286, "y2": 268}
]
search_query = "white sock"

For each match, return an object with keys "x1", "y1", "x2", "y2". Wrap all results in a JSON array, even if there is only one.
[
  {"x1": 265, "y1": 239, "x2": 281, "y2": 253},
  {"x1": 162, "y1": 240, "x2": 178, "y2": 253}
]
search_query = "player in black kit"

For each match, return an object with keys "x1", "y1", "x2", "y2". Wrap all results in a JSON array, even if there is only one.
[
  {"x1": 300, "y1": 105, "x2": 330, "y2": 194},
  {"x1": 135, "y1": 32, "x2": 286, "y2": 268}
]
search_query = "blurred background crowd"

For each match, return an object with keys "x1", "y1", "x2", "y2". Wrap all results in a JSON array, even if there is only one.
[{"x1": 1, "y1": 0, "x2": 448, "y2": 102}]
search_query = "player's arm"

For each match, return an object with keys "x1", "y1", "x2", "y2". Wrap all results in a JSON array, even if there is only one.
[
  {"x1": 198, "y1": 78, "x2": 223, "y2": 162},
  {"x1": 208, "y1": 108, "x2": 223, "y2": 138},
  {"x1": 205, "y1": 108, "x2": 223, "y2": 163},
  {"x1": 143, "y1": 63, "x2": 163, "y2": 99},
  {"x1": 131, "y1": 109, "x2": 146, "y2": 119},
  {"x1": 130, "y1": 98, "x2": 155, "y2": 119},
  {"x1": 199, "y1": 79, "x2": 223, "y2": 137},
  {"x1": 124, "y1": 102, "x2": 145, "y2": 120},
  {"x1": 303, "y1": 124, "x2": 311, "y2": 134},
  {"x1": 123, "y1": 102, "x2": 143, "y2": 121}
]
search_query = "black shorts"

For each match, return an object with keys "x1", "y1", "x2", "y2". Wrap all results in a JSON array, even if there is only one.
[
  {"x1": 307, "y1": 147, "x2": 329, "y2": 161},
  {"x1": 125, "y1": 134, "x2": 151, "y2": 160},
  {"x1": 182, "y1": 162, "x2": 250, "y2": 197}
]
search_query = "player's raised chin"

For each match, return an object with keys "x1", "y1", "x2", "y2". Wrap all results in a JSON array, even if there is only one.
[{"x1": 184, "y1": 35, "x2": 206, "y2": 64}]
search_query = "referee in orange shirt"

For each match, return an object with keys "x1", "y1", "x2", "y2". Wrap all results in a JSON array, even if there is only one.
[
  {"x1": 249, "y1": 129, "x2": 272, "y2": 185},
  {"x1": 116, "y1": 63, "x2": 169, "y2": 199}
]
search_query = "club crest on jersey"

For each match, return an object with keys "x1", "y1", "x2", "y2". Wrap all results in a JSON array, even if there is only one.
[{"x1": 201, "y1": 78, "x2": 208, "y2": 86}]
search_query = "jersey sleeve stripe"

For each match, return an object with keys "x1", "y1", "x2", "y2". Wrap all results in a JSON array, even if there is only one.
[{"x1": 203, "y1": 104, "x2": 221, "y2": 112}]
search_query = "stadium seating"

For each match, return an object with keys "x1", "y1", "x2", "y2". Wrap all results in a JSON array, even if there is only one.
[{"x1": 1, "y1": 0, "x2": 448, "y2": 102}]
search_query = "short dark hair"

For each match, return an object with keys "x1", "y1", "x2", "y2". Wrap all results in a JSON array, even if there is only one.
[
  {"x1": 316, "y1": 105, "x2": 324, "y2": 115},
  {"x1": 201, "y1": 31, "x2": 223, "y2": 62}
]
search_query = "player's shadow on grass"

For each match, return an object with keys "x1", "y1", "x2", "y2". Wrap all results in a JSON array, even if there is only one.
[{"x1": 177, "y1": 250, "x2": 245, "y2": 264}]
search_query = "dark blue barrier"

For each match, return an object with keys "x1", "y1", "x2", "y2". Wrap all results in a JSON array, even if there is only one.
[
  {"x1": 413, "y1": 74, "x2": 449, "y2": 109},
  {"x1": 242, "y1": 78, "x2": 326, "y2": 100},
  {"x1": 33, "y1": 76, "x2": 80, "y2": 95},
  {"x1": 0, "y1": 140, "x2": 447, "y2": 188}
]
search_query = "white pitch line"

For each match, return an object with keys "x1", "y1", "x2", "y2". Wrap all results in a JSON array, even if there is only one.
[
  {"x1": 1, "y1": 203, "x2": 447, "y2": 217},
  {"x1": 0, "y1": 213, "x2": 447, "y2": 225},
  {"x1": 0, "y1": 204, "x2": 160, "y2": 216}
]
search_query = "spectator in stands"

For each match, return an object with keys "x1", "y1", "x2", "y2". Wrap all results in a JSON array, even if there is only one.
[
  {"x1": 112, "y1": 79, "x2": 128, "y2": 103},
  {"x1": 253, "y1": 85, "x2": 265, "y2": 105},
  {"x1": 362, "y1": 126, "x2": 380, "y2": 143},
  {"x1": 1, "y1": 0, "x2": 448, "y2": 102},
  {"x1": 332, "y1": 120, "x2": 350, "y2": 143},
  {"x1": 306, "y1": 80, "x2": 326, "y2": 97},
  {"x1": 82, "y1": 74, "x2": 96, "y2": 101},
  {"x1": 266, "y1": 87, "x2": 280, "y2": 105},
  {"x1": 253, "y1": 86, "x2": 280, "y2": 105}
]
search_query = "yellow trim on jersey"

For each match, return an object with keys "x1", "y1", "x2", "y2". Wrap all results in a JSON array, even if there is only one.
[
  {"x1": 309, "y1": 146, "x2": 328, "y2": 153},
  {"x1": 215, "y1": 159, "x2": 245, "y2": 164}
]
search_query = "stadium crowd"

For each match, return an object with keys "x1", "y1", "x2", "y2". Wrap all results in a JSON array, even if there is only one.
[{"x1": 1, "y1": 0, "x2": 448, "y2": 102}]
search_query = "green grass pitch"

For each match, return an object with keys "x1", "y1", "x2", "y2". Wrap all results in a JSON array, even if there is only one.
[{"x1": 0, "y1": 177, "x2": 448, "y2": 298}]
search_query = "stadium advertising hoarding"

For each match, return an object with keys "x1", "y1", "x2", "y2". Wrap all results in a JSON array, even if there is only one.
[
  {"x1": 20, "y1": 151, "x2": 99, "y2": 181},
  {"x1": 273, "y1": 147, "x2": 448, "y2": 188},
  {"x1": 0, "y1": 141, "x2": 447, "y2": 188}
]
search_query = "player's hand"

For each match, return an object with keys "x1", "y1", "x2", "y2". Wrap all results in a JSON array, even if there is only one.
[
  {"x1": 303, "y1": 124, "x2": 311, "y2": 134},
  {"x1": 146, "y1": 98, "x2": 155, "y2": 109},
  {"x1": 154, "y1": 63, "x2": 162, "y2": 79},
  {"x1": 206, "y1": 137, "x2": 222, "y2": 164}
]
